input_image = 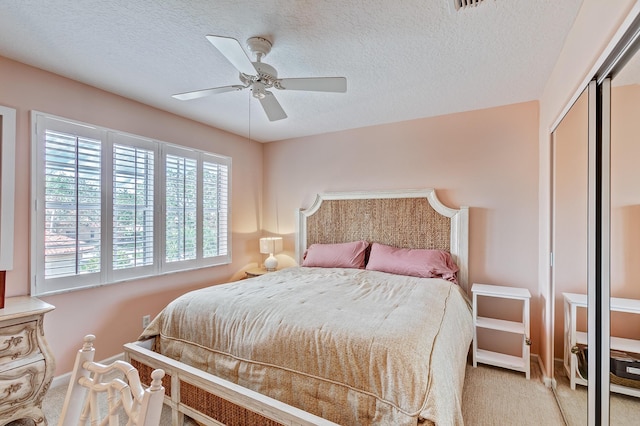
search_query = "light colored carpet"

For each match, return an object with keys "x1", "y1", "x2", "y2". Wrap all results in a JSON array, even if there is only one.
[
  {"x1": 462, "y1": 362, "x2": 564, "y2": 426},
  {"x1": 8, "y1": 361, "x2": 563, "y2": 425}
]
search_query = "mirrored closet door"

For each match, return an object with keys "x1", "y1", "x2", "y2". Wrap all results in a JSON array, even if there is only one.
[
  {"x1": 551, "y1": 88, "x2": 589, "y2": 425},
  {"x1": 606, "y1": 39, "x2": 640, "y2": 424}
]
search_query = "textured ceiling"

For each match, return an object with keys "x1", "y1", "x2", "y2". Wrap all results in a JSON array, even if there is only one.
[
  {"x1": 0, "y1": 0, "x2": 583, "y2": 142},
  {"x1": 614, "y1": 49, "x2": 640, "y2": 87}
]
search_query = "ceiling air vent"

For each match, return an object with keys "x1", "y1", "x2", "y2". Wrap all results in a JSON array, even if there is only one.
[{"x1": 453, "y1": 0, "x2": 486, "y2": 10}]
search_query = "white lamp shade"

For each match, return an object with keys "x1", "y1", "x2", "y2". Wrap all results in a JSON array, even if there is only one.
[{"x1": 259, "y1": 237, "x2": 283, "y2": 255}]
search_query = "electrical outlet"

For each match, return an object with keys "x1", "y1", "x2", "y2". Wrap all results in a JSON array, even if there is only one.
[{"x1": 142, "y1": 315, "x2": 151, "y2": 329}]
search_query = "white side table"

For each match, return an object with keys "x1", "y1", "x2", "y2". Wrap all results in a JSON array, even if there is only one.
[
  {"x1": 472, "y1": 283, "x2": 531, "y2": 379},
  {"x1": 245, "y1": 267, "x2": 271, "y2": 278},
  {"x1": 563, "y1": 292, "x2": 640, "y2": 397}
]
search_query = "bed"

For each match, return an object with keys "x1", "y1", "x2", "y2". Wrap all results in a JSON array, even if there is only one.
[{"x1": 124, "y1": 188, "x2": 472, "y2": 425}]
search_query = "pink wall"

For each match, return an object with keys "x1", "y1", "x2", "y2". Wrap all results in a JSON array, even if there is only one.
[
  {"x1": 263, "y1": 101, "x2": 541, "y2": 356},
  {"x1": 0, "y1": 56, "x2": 264, "y2": 374}
]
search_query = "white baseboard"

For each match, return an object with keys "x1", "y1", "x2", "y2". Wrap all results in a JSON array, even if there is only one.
[
  {"x1": 533, "y1": 354, "x2": 557, "y2": 388},
  {"x1": 50, "y1": 352, "x2": 124, "y2": 389}
]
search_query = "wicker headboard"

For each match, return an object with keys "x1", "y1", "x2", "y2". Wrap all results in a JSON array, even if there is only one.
[{"x1": 297, "y1": 189, "x2": 469, "y2": 291}]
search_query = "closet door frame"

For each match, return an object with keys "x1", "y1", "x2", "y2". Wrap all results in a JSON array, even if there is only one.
[{"x1": 587, "y1": 77, "x2": 611, "y2": 426}]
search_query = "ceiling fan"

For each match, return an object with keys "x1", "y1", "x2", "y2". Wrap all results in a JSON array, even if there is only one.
[{"x1": 172, "y1": 35, "x2": 347, "y2": 121}]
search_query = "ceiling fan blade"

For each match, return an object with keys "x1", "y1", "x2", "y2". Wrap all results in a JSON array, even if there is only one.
[
  {"x1": 172, "y1": 85, "x2": 245, "y2": 101},
  {"x1": 278, "y1": 77, "x2": 347, "y2": 93},
  {"x1": 258, "y1": 91, "x2": 288, "y2": 121},
  {"x1": 206, "y1": 35, "x2": 257, "y2": 76}
]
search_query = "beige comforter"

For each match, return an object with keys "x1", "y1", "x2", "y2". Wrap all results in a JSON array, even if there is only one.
[{"x1": 140, "y1": 267, "x2": 472, "y2": 425}]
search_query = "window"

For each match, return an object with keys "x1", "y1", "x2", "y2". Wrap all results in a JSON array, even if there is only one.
[
  {"x1": 43, "y1": 129, "x2": 102, "y2": 280},
  {"x1": 31, "y1": 113, "x2": 231, "y2": 295}
]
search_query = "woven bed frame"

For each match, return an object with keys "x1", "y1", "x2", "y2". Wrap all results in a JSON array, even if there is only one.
[{"x1": 124, "y1": 188, "x2": 469, "y2": 425}]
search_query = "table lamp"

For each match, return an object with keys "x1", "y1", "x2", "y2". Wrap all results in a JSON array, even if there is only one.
[{"x1": 259, "y1": 237, "x2": 283, "y2": 271}]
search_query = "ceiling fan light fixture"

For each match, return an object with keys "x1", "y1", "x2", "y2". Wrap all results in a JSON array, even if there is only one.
[{"x1": 252, "y1": 82, "x2": 267, "y2": 99}]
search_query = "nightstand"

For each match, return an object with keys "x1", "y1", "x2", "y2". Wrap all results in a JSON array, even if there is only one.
[
  {"x1": 245, "y1": 267, "x2": 270, "y2": 278},
  {"x1": 0, "y1": 296, "x2": 55, "y2": 425},
  {"x1": 563, "y1": 292, "x2": 640, "y2": 396},
  {"x1": 471, "y1": 283, "x2": 531, "y2": 379}
]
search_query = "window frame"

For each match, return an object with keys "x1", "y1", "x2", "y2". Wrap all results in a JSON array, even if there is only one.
[{"x1": 31, "y1": 112, "x2": 232, "y2": 296}]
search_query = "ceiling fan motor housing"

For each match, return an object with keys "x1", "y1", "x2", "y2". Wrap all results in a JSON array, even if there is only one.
[
  {"x1": 240, "y1": 62, "x2": 279, "y2": 98},
  {"x1": 254, "y1": 62, "x2": 277, "y2": 80}
]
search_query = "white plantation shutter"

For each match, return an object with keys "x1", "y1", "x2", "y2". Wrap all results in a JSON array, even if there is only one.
[
  {"x1": 32, "y1": 112, "x2": 231, "y2": 296},
  {"x1": 163, "y1": 149, "x2": 231, "y2": 271},
  {"x1": 113, "y1": 143, "x2": 155, "y2": 271},
  {"x1": 165, "y1": 154, "x2": 198, "y2": 262},
  {"x1": 44, "y1": 130, "x2": 102, "y2": 279},
  {"x1": 203, "y1": 158, "x2": 229, "y2": 258}
]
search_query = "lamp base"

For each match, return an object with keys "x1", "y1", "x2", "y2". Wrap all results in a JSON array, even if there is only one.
[{"x1": 264, "y1": 254, "x2": 278, "y2": 272}]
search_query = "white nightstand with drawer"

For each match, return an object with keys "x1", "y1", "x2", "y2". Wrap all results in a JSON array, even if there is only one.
[{"x1": 472, "y1": 283, "x2": 531, "y2": 379}]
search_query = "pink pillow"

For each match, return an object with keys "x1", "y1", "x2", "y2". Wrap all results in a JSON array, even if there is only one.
[
  {"x1": 302, "y1": 241, "x2": 369, "y2": 269},
  {"x1": 365, "y1": 243, "x2": 459, "y2": 283}
]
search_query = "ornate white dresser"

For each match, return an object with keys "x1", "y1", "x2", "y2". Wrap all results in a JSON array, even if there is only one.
[{"x1": 0, "y1": 296, "x2": 55, "y2": 425}]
